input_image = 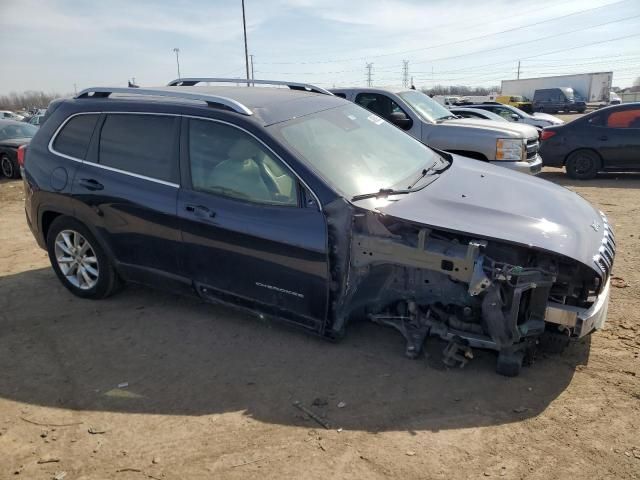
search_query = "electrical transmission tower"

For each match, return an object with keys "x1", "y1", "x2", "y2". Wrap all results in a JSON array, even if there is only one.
[
  {"x1": 402, "y1": 60, "x2": 409, "y2": 88},
  {"x1": 366, "y1": 63, "x2": 373, "y2": 87}
]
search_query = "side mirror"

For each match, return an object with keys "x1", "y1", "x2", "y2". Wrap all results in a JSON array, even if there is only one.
[
  {"x1": 511, "y1": 114, "x2": 520, "y2": 121},
  {"x1": 389, "y1": 111, "x2": 413, "y2": 130}
]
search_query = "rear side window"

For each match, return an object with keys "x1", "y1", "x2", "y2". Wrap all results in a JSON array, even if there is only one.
[
  {"x1": 53, "y1": 114, "x2": 99, "y2": 159},
  {"x1": 607, "y1": 109, "x2": 640, "y2": 129},
  {"x1": 99, "y1": 114, "x2": 178, "y2": 183},
  {"x1": 333, "y1": 93, "x2": 347, "y2": 99}
]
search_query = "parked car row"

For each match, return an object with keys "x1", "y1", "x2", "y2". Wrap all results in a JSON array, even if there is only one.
[{"x1": 19, "y1": 78, "x2": 619, "y2": 376}]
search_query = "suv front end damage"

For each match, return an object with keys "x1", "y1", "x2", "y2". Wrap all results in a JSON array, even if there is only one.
[{"x1": 325, "y1": 200, "x2": 614, "y2": 376}]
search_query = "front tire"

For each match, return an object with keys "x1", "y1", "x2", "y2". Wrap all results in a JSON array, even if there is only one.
[
  {"x1": 1, "y1": 154, "x2": 19, "y2": 179},
  {"x1": 46, "y1": 217, "x2": 119, "y2": 299},
  {"x1": 565, "y1": 150, "x2": 601, "y2": 180}
]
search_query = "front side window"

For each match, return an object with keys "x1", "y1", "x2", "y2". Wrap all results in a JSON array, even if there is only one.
[
  {"x1": 494, "y1": 107, "x2": 515, "y2": 121},
  {"x1": 188, "y1": 119, "x2": 297, "y2": 206},
  {"x1": 269, "y1": 103, "x2": 440, "y2": 198},
  {"x1": 53, "y1": 114, "x2": 99, "y2": 159},
  {"x1": 99, "y1": 114, "x2": 178, "y2": 183},
  {"x1": 606, "y1": 109, "x2": 640, "y2": 129}
]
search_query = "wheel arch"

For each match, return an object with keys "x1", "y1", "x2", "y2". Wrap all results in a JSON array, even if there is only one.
[
  {"x1": 39, "y1": 209, "x2": 117, "y2": 265},
  {"x1": 563, "y1": 147, "x2": 603, "y2": 167}
]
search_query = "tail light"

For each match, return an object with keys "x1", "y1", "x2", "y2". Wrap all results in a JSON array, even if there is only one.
[
  {"x1": 540, "y1": 130, "x2": 556, "y2": 141},
  {"x1": 17, "y1": 144, "x2": 26, "y2": 167}
]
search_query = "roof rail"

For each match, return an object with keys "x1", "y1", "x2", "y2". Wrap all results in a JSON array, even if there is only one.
[
  {"x1": 75, "y1": 87, "x2": 253, "y2": 116},
  {"x1": 167, "y1": 78, "x2": 333, "y2": 96}
]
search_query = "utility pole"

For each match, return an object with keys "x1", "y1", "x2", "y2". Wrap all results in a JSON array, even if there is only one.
[
  {"x1": 242, "y1": 0, "x2": 250, "y2": 86},
  {"x1": 173, "y1": 48, "x2": 181, "y2": 80},
  {"x1": 517, "y1": 60, "x2": 521, "y2": 80},
  {"x1": 366, "y1": 63, "x2": 373, "y2": 87},
  {"x1": 249, "y1": 54, "x2": 255, "y2": 86},
  {"x1": 402, "y1": 60, "x2": 409, "y2": 88}
]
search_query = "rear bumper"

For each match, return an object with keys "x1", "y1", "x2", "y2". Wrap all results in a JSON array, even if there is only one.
[
  {"x1": 545, "y1": 277, "x2": 611, "y2": 337},
  {"x1": 489, "y1": 154, "x2": 543, "y2": 175}
]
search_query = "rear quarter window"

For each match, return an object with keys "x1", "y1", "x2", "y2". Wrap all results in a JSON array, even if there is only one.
[
  {"x1": 52, "y1": 114, "x2": 99, "y2": 159},
  {"x1": 98, "y1": 114, "x2": 178, "y2": 183}
]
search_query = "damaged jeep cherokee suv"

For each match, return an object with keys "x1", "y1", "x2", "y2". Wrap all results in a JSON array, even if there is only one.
[{"x1": 23, "y1": 78, "x2": 615, "y2": 376}]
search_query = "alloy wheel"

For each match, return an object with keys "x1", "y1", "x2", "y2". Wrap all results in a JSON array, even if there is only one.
[{"x1": 54, "y1": 229, "x2": 100, "y2": 290}]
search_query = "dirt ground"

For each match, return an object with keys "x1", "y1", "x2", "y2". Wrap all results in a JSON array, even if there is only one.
[{"x1": 1, "y1": 168, "x2": 639, "y2": 480}]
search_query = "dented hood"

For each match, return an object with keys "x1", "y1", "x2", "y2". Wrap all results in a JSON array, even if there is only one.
[{"x1": 376, "y1": 155, "x2": 605, "y2": 272}]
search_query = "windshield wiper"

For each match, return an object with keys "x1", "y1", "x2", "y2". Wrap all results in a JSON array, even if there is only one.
[
  {"x1": 351, "y1": 188, "x2": 414, "y2": 202},
  {"x1": 406, "y1": 157, "x2": 451, "y2": 189},
  {"x1": 435, "y1": 115, "x2": 458, "y2": 122}
]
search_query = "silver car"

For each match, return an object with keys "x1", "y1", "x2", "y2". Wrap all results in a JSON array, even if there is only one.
[
  {"x1": 331, "y1": 88, "x2": 543, "y2": 175},
  {"x1": 464, "y1": 103, "x2": 564, "y2": 128}
]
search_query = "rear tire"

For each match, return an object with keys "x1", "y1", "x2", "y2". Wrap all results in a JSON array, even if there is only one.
[
  {"x1": 496, "y1": 351, "x2": 524, "y2": 377},
  {"x1": 1, "y1": 154, "x2": 19, "y2": 179},
  {"x1": 46, "y1": 216, "x2": 119, "y2": 299},
  {"x1": 565, "y1": 150, "x2": 601, "y2": 180}
]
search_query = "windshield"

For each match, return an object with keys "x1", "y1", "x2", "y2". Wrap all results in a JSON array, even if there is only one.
[
  {"x1": 561, "y1": 88, "x2": 577, "y2": 101},
  {"x1": 268, "y1": 104, "x2": 440, "y2": 198},
  {"x1": 0, "y1": 123, "x2": 37, "y2": 141},
  {"x1": 397, "y1": 90, "x2": 453, "y2": 122}
]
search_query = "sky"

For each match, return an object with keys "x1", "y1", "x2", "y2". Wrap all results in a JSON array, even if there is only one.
[{"x1": 1, "y1": 0, "x2": 639, "y2": 95}]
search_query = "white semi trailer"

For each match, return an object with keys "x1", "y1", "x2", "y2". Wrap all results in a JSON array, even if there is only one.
[{"x1": 501, "y1": 72, "x2": 613, "y2": 103}]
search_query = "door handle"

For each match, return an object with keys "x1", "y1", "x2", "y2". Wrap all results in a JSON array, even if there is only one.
[
  {"x1": 185, "y1": 204, "x2": 216, "y2": 218},
  {"x1": 79, "y1": 178, "x2": 104, "y2": 191},
  {"x1": 598, "y1": 135, "x2": 608, "y2": 141}
]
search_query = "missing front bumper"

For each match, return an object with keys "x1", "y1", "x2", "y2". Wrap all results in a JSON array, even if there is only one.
[{"x1": 545, "y1": 277, "x2": 611, "y2": 337}]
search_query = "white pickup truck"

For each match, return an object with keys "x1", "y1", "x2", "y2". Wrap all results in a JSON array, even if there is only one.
[{"x1": 331, "y1": 88, "x2": 542, "y2": 175}]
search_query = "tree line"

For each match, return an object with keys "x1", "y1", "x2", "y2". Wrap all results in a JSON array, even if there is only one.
[
  {"x1": 421, "y1": 85, "x2": 500, "y2": 96},
  {"x1": 0, "y1": 91, "x2": 65, "y2": 111}
]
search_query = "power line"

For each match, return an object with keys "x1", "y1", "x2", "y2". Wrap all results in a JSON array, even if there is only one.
[
  {"x1": 410, "y1": 14, "x2": 640, "y2": 65},
  {"x1": 257, "y1": 14, "x2": 640, "y2": 78},
  {"x1": 260, "y1": 0, "x2": 631, "y2": 65}
]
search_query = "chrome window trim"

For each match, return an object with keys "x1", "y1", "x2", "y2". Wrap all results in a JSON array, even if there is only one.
[{"x1": 47, "y1": 111, "x2": 323, "y2": 209}]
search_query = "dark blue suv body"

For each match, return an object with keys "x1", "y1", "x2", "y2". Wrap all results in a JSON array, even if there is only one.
[{"x1": 23, "y1": 79, "x2": 615, "y2": 375}]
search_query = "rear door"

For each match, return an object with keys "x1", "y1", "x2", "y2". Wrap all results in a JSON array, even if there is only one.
[
  {"x1": 597, "y1": 107, "x2": 640, "y2": 169},
  {"x1": 71, "y1": 112, "x2": 185, "y2": 285},
  {"x1": 178, "y1": 118, "x2": 329, "y2": 330}
]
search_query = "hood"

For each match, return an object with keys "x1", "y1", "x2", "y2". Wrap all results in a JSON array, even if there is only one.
[
  {"x1": 443, "y1": 117, "x2": 538, "y2": 139},
  {"x1": 532, "y1": 112, "x2": 564, "y2": 125},
  {"x1": 0, "y1": 137, "x2": 31, "y2": 148},
  {"x1": 375, "y1": 155, "x2": 605, "y2": 274}
]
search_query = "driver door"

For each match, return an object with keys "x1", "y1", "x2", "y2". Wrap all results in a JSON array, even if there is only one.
[{"x1": 178, "y1": 118, "x2": 329, "y2": 330}]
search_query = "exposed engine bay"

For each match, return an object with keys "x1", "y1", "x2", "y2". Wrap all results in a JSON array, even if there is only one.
[{"x1": 325, "y1": 199, "x2": 609, "y2": 376}]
